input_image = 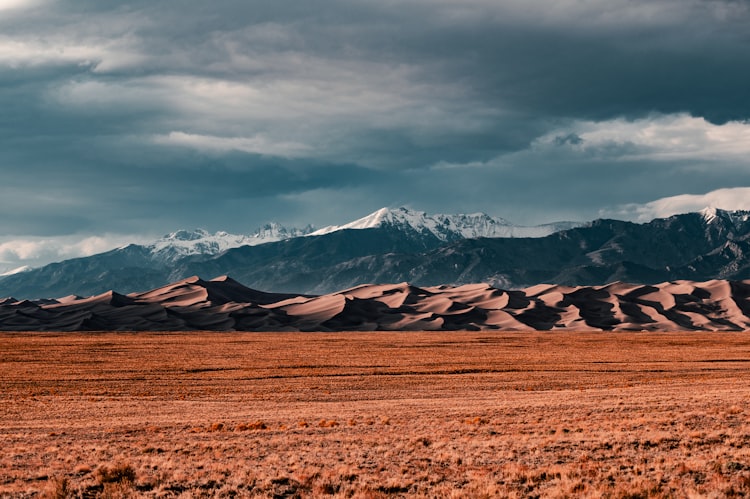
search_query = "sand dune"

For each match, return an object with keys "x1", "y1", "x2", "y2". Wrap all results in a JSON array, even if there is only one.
[{"x1": 2, "y1": 276, "x2": 750, "y2": 331}]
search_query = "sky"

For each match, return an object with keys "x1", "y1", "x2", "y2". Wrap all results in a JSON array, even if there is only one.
[{"x1": 2, "y1": 0, "x2": 750, "y2": 271}]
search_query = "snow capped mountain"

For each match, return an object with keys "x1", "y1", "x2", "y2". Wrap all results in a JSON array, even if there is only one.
[
  {"x1": 10, "y1": 207, "x2": 750, "y2": 299},
  {"x1": 148, "y1": 224, "x2": 314, "y2": 260},
  {"x1": 309, "y1": 207, "x2": 581, "y2": 240},
  {"x1": 252, "y1": 222, "x2": 314, "y2": 241},
  {"x1": 700, "y1": 207, "x2": 750, "y2": 226},
  {"x1": 146, "y1": 208, "x2": 580, "y2": 263}
]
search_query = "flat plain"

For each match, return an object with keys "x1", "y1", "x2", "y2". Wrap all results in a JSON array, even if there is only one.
[{"x1": 2, "y1": 331, "x2": 750, "y2": 498}]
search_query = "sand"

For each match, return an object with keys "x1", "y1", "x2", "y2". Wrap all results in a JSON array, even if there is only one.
[{"x1": 2, "y1": 276, "x2": 750, "y2": 331}]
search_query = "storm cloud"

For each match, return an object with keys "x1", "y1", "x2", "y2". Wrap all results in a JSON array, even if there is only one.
[{"x1": 2, "y1": 0, "x2": 750, "y2": 270}]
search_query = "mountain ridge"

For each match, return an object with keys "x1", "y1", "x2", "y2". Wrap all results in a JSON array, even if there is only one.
[
  {"x1": 309, "y1": 207, "x2": 580, "y2": 240},
  {"x1": 147, "y1": 223, "x2": 316, "y2": 262},
  {"x1": 145, "y1": 206, "x2": 582, "y2": 260},
  {"x1": 3, "y1": 208, "x2": 750, "y2": 300}
]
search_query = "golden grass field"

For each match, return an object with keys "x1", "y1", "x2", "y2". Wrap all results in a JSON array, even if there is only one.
[{"x1": 3, "y1": 331, "x2": 750, "y2": 498}]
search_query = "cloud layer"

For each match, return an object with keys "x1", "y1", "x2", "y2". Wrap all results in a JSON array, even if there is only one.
[
  {"x1": 606, "y1": 188, "x2": 750, "y2": 222},
  {"x1": 0, "y1": 234, "x2": 150, "y2": 272},
  {"x1": 1, "y1": 0, "x2": 750, "y2": 269}
]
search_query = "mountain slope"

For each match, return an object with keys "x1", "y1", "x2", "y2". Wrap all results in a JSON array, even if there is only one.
[
  {"x1": 160, "y1": 210, "x2": 750, "y2": 294},
  {"x1": 179, "y1": 209, "x2": 750, "y2": 294},
  {"x1": 4, "y1": 208, "x2": 750, "y2": 299},
  {"x1": 0, "y1": 223, "x2": 449, "y2": 299},
  {"x1": 0, "y1": 207, "x2": 578, "y2": 299},
  {"x1": 302, "y1": 211, "x2": 750, "y2": 291}
]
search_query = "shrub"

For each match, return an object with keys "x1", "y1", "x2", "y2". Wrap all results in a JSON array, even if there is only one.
[
  {"x1": 41, "y1": 476, "x2": 70, "y2": 499},
  {"x1": 95, "y1": 462, "x2": 136, "y2": 484}
]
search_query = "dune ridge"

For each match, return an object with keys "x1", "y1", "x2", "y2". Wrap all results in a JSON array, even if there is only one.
[{"x1": 2, "y1": 276, "x2": 750, "y2": 331}]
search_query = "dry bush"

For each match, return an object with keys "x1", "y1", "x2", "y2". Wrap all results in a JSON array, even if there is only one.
[
  {"x1": 235, "y1": 420, "x2": 266, "y2": 430},
  {"x1": 100, "y1": 480, "x2": 136, "y2": 499},
  {"x1": 95, "y1": 462, "x2": 136, "y2": 484},
  {"x1": 40, "y1": 476, "x2": 70, "y2": 499},
  {"x1": 464, "y1": 416, "x2": 488, "y2": 425}
]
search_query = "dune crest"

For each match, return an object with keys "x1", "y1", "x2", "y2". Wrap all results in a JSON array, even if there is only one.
[{"x1": 2, "y1": 277, "x2": 750, "y2": 331}]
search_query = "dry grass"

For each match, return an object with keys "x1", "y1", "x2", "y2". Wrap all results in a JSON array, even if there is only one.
[{"x1": 2, "y1": 331, "x2": 750, "y2": 497}]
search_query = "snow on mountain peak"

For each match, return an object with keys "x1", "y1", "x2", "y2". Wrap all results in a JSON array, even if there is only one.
[
  {"x1": 700, "y1": 206, "x2": 750, "y2": 226},
  {"x1": 309, "y1": 207, "x2": 580, "y2": 240},
  {"x1": 310, "y1": 207, "x2": 429, "y2": 235},
  {"x1": 700, "y1": 206, "x2": 719, "y2": 223},
  {"x1": 149, "y1": 229, "x2": 254, "y2": 258},
  {"x1": 253, "y1": 222, "x2": 313, "y2": 239},
  {"x1": 162, "y1": 229, "x2": 212, "y2": 241},
  {"x1": 311, "y1": 207, "x2": 403, "y2": 232},
  {"x1": 133, "y1": 207, "x2": 582, "y2": 263},
  {"x1": 148, "y1": 224, "x2": 313, "y2": 259}
]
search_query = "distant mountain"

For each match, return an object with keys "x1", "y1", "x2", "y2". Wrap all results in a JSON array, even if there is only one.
[
  {"x1": 149, "y1": 207, "x2": 577, "y2": 264},
  {"x1": 0, "y1": 207, "x2": 580, "y2": 299},
  {"x1": 328, "y1": 207, "x2": 750, "y2": 290},
  {"x1": 148, "y1": 224, "x2": 315, "y2": 262},
  {"x1": 309, "y1": 207, "x2": 580, "y2": 240},
  {"x1": 11, "y1": 207, "x2": 750, "y2": 300},
  {"x1": 3, "y1": 275, "x2": 750, "y2": 331},
  {"x1": 164, "y1": 208, "x2": 750, "y2": 294}
]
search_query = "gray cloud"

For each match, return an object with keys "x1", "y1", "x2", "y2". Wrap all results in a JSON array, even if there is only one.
[{"x1": 1, "y1": 0, "x2": 750, "y2": 269}]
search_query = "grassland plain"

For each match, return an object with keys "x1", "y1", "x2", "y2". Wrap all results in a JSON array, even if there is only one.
[{"x1": 2, "y1": 331, "x2": 750, "y2": 498}]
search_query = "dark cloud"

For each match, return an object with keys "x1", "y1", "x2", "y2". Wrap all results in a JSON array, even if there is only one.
[
  {"x1": 1, "y1": 140, "x2": 381, "y2": 235},
  {"x1": 1, "y1": 0, "x2": 749, "y2": 264}
]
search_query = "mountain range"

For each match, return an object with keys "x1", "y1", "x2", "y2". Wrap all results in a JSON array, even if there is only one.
[
  {"x1": 0, "y1": 207, "x2": 578, "y2": 299},
  {"x1": 1, "y1": 206, "x2": 750, "y2": 300}
]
